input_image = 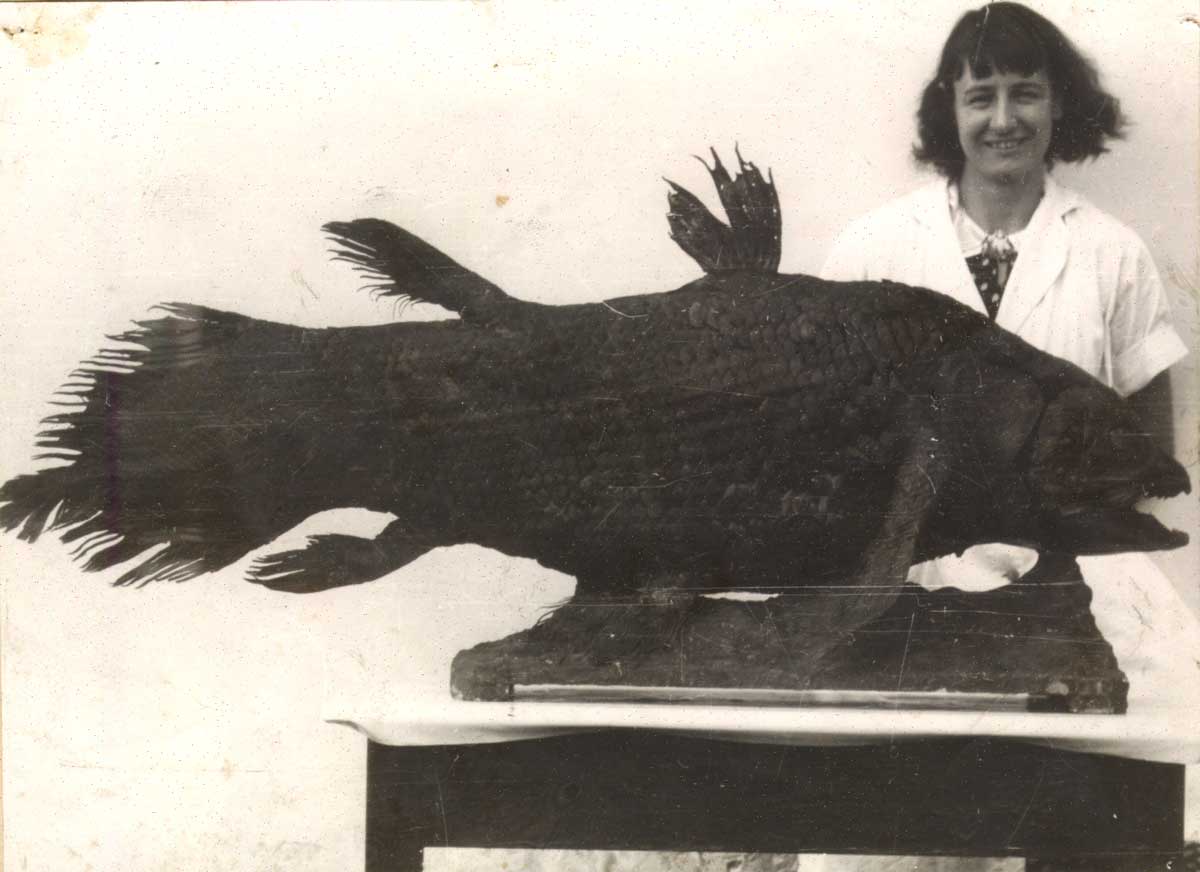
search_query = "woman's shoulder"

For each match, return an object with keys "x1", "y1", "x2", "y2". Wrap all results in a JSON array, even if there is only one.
[
  {"x1": 820, "y1": 181, "x2": 949, "y2": 281},
  {"x1": 1050, "y1": 180, "x2": 1151, "y2": 255},
  {"x1": 838, "y1": 179, "x2": 947, "y2": 235}
]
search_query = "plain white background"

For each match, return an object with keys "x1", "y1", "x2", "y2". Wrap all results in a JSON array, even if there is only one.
[{"x1": 1, "y1": 2, "x2": 1196, "y2": 869}]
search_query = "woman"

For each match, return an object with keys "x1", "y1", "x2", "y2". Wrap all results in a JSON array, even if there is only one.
[{"x1": 822, "y1": 1, "x2": 1188, "y2": 592}]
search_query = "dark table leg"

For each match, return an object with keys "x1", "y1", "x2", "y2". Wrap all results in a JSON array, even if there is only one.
[{"x1": 366, "y1": 732, "x2": 1184, "y2": 872}]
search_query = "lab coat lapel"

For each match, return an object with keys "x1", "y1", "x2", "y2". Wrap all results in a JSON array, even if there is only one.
[
  {"x1": 911, "y1": 181, "x2": 988, "y2": 315},
  {"x1": 996, "y1": 177, "x2": 1074, "y2": 334}
]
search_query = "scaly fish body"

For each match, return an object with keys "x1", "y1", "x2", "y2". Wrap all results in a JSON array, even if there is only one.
[{"x1": 0, "y1": 153, "x2": 1189, "y2": 607}]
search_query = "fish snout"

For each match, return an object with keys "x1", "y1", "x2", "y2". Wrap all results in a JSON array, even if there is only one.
[{"x1": 1141, "y1": 452, "x2": 1192, "y2": 500}]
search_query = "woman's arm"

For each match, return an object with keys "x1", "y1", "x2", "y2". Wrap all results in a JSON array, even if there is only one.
[
  {"x1": 1107, "y1": 236, "x2": 1186, "y2": 458},
  {"x1": 1127, "y1": 370, "x2": 1175, "y2": 457}
]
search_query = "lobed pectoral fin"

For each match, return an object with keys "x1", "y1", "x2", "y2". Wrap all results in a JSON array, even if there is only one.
[
  {"x1": 247, "y1": 520, "x2": 435, "y2": 593},
  {"x1": 835, "y1": 428, "x2": 948, "y2": 630}
]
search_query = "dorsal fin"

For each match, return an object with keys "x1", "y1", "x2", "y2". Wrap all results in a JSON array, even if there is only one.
[
  {"x1": 322, "y1": 218, "x2": 513, "y2": 323},
  {"x1": 665, "y1": 147, "x2": 781, "y2": 274}
]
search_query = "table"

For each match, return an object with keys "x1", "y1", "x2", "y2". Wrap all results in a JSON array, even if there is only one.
[
  {"x1": 326, "y1": 551, "x2": 1200, "y2": 871},
  {"x1": 364, "y1": 732, "x2": 1183, "y2": 871}
]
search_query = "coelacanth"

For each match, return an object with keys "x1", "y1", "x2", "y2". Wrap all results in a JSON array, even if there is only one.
[{"x1": 0, "y1": 151, "x2": 1189, "y2": 639}]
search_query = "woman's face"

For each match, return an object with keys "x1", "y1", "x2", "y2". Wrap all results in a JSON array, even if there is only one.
[{"x1": 952, "y1": 65, "x2": 1060, "y2": 184}]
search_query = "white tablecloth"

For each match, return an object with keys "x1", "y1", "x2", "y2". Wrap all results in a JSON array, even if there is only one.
[{"x1": 322, "y1": 546, "x2": 1200, "y2": 764}]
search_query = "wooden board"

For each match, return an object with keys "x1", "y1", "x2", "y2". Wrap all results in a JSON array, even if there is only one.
[{"x1": 451, "y1": 555, "x2": 1127, "y2": 713}]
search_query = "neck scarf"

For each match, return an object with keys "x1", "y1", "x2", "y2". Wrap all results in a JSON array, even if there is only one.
[
  {"x1": 949, "y1": 184, "x2": 1032, "y2": 320},
  {"x1": 968, "y1": 231, "x2": 1019, "y2": 319}
]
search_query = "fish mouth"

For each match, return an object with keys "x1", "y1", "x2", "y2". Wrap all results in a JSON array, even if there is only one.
[
  {"x1": 1046, "y1": 464, "x2": 1191, "y2": 555},
  {"x1": 1049, "y1": 506, "x2": 1189, "y2": 554}
]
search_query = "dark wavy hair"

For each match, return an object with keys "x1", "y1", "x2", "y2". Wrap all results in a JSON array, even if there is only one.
[{"x1": 913, "y1": 2, "x2": 1126, "y2": 178}]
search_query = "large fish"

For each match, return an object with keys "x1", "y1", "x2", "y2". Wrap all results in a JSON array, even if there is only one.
[{"x1": 0, "y1": 152, "x2": 1189, "y2": 638}]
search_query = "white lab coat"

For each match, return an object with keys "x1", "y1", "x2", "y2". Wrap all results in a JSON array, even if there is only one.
[{"x1": 820, "y1": 176, "x2": 1188, "y2": 590}]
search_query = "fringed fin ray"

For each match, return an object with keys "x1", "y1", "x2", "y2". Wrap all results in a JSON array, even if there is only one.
[
  {"x1": 0, "y1": 304, "x2": 303, "y2": 586},
  {"x1": 666, "y1": 146, "x2": 782, "y2": 274},
  {"x1": 322, "y1": 218, "x2": 515, "y2": 324}
]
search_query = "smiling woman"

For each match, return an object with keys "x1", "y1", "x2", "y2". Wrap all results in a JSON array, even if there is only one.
[
  {"x1": 913, "y1": 3, "x2": 1126, "y2": 180},
  {"x1": 822, "y1": 0, "x2": 1188, "y2": 596}
]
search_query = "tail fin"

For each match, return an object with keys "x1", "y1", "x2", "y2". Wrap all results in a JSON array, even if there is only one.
[
  {"x1": 0, "y1": 305, "x2": 319, "y2": 586},
  {"x1": 323, "y1": 218, "x2": 514, "y2": 323},
  {"x1": 665, "y1": 147, "x2": 782, "y2": 274}
]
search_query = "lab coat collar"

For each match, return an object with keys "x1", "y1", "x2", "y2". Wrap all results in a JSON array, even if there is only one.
[{"x1": 909, "y1": 175, "x2": 1080, "y2": 330}]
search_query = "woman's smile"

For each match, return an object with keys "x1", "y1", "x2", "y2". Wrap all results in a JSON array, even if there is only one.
[{"x1": 985, "y1": 137, "x2": 1030, "y2": 151}]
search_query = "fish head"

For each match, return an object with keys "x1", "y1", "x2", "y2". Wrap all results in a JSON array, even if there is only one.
[
  {"x1": 918, "y1": 347, "x2": 1190, "y2": 561},
  {"x1": 1025, "y1": 384, "x2": 1190, "y2": 555}
]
